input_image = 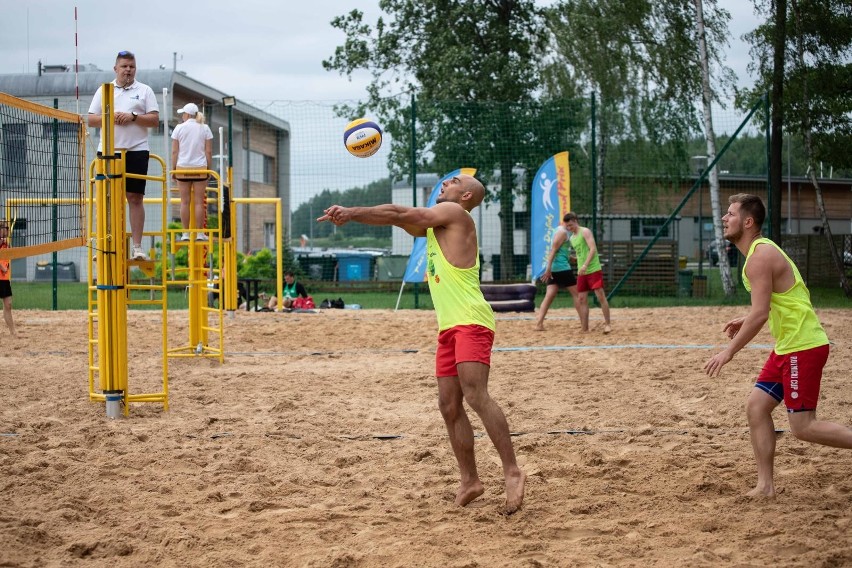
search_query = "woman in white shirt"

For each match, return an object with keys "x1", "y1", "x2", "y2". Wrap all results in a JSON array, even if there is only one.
[{"x1": 171, "y1": 103, "x2": 213, "y2": 241}]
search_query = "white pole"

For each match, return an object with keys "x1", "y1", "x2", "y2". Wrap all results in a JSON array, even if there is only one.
[
  {"x1": 394, "y1": 280, "x2": 406, "y2": 311},
  {"x1": 162, "y1": 88, "x2": 170, "y2": 181}
]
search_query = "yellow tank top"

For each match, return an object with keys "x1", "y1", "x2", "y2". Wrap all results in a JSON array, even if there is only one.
[
  {"x1": 426, "y1": 227, "x2": 495, "y2": 332},
  {"x1": 742, "y1": 238, "x2": 828, "y2": 354}
]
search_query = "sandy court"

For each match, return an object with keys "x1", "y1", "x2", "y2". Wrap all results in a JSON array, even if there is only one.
[{"x1": 1, "y1": 305, "x2": 851, "y2": 567}]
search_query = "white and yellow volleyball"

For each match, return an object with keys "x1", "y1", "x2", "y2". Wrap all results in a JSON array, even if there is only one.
[{"x1": 343, "y1": 118, "x2": 383, "y2": 158}]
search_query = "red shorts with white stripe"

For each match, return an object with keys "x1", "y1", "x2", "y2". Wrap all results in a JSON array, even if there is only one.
[{"x1": 755, "y1": 344, "x2": 829, "y2": 412}]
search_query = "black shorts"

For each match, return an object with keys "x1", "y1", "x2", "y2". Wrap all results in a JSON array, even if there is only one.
[
  {"x1": 97, "y1": 150, "x2": 150, "y2": 194},
  {"x1": 545, "y1": 270, "x2": 577, "y2": 289},
  {"x1": 125, "y1": 150, "x2": 150, "y2": 194},
  {"x1": 0, "y1": 280, "x2": 11, "y2": 299}
]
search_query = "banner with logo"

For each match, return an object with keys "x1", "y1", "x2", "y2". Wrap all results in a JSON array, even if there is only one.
[
  {"x1": 402, "y1": 167, "x2": 477, "y2": 283},
  {"x1": 530, "y1": 152, "x2": 571, "y2": 281}
]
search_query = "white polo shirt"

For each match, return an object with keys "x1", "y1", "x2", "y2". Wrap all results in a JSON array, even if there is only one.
[
  {"x1": 171, "y1": 120, "x2": 214, "y2": 167},
  {"x1": 88, "y1": 80, "x2": 159, "y2": 152}
]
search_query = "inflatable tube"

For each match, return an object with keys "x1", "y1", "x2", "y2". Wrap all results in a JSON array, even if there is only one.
[
  {"x1": 488, "y1": 299, "x2": 536, "y2": 313},
  {"x1": 480, "y1": 284, "x2": 536, "y2": 302}
]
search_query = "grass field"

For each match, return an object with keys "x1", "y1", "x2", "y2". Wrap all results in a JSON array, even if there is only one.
[{"x1": 9, "y1": 267, "x2": 851, "y2": 311}]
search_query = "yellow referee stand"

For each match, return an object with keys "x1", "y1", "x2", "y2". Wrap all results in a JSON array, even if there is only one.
[{"x1": 87, "y1": 83, "x2": 225, "y2": 418}]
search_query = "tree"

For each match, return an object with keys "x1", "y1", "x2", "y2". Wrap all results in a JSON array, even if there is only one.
[
  {"x1": 695, "y1": 0, "x2": 736, "y2": 296},
  {"x1": 291, "y1": 178, "x2": 393, "y2": 243},
  {"x1": 543, "y1": 0, "x2": 735, "y2": 238},
  {"x1": 790, "y1": 0, "x2": 851, "y2": 296},
  {"x1": 743, "y1": 0, "x2": 852, "y2": 296},
  {"x1": 323, "y1": 1, "x2": 577, "y2": 279}
]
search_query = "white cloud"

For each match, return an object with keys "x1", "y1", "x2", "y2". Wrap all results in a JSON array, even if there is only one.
[{"x1": 2, "y1": 0, "x2": 761, "y2": 100}]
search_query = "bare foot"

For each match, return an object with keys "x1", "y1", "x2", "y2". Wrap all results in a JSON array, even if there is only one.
[
  {"x1": 455, "y1": 480, "x2": 485, "y2": 507},
  {"x1": 745, "y1": 485, "x2": 776, "y2": 498},
  {"x1": 603, "y1": 324, "x2": 612, "y2": 334},
  {"x1": 534, "y1": 323, "x2": 545, "y2": 331},
  {"x1": 502, "y1": 469, "x2": 526, "y2": 515}
]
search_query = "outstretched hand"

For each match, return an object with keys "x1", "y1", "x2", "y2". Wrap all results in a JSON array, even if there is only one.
[
  {"x1": 317, "y1": 205, "x2": 349, "y2": 226},
  {"x1": 704, "y1": 317, "x2": 744, "y2": 376}
]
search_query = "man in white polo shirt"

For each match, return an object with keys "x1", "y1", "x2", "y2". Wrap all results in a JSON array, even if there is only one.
[{"x1": 88, "y1": 50, "x2": 160, "y2": 261}]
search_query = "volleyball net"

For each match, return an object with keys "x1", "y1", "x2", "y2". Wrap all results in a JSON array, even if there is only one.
[{"x1": 0, "y1": 92, "x2": 87, "y2": 260}]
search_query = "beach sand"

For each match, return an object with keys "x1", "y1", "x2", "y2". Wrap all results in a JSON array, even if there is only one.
[{"x1": 1, "y1": 306, "x2": 850, "y2": 567}]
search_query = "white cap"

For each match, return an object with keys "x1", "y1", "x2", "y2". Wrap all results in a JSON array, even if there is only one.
[{"x1": 177, "y1": 103, "x2": 199, "y2": 116}]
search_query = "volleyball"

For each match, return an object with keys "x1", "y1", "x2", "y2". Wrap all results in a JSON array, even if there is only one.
[{"x1": 344, "y1": 118, "x2": 383, "y2": 158}]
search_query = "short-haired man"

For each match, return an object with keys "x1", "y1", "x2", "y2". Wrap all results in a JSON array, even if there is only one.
[
  {"x1": 88, "y1": 50, "x2": 160, "y2": 261},
  {"x1": 704, "y1": 194, "x2": 851, "y2": 497},
  {"x1": 564, "y1": 212, "x2": 612, "y2": 333},
  {"x1": 318, "y1": 174, "x2": 526, "y2": 514}
]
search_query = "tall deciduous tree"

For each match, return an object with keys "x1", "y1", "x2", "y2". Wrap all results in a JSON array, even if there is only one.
[
  {"x1": 743, "y1": 0, "x2": 852, "y2": 296},
  {"x1": 323, "y1": 1, "x2": 578, "y2": 279},
  {"x1": 695, "y1": 0, "x2": 736, "y2": 296},
  {"x1": 543, "y1": 0, "x2": 734, "y2": 242}
]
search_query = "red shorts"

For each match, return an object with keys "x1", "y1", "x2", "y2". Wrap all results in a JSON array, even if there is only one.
[
  {"x1": 577, "y1": 270, "x2": 604, "y2": 293},
  {"x1": 756, "y1": 344, "x2": 829, "y2": 412},
  {"x1": 435, "y1": 324, "x2": 494, "y2": 377}
]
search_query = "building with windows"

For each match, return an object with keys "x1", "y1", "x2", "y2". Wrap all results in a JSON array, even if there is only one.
[
  {"x1": 0, "y1": 65, "x2": 291, "y2": 282},
  {"x1": 392, "y1": 171, "x2": 850, "y2": 282}
]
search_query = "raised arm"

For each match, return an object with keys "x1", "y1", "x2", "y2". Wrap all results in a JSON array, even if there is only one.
[{"x1": 318, "y1": 202, "x2": 465, "y2": 236}]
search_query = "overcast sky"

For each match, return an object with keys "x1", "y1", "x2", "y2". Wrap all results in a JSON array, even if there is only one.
[{"x1": 1, "y1": 0, "x2": 762, "y2": 103}]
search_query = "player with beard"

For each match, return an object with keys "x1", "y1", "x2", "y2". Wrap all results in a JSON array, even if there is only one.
[{"x1": 704, "y1": 193, "x2": 851, "y2": 497}]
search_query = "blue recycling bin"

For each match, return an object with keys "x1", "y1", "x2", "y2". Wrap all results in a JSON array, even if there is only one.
[{"x1": 337, "y1": 254, "x2": 372, "y2": 281}]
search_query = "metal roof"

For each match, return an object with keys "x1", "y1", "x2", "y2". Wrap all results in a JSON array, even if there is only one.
[{"x1": 0, "y1": 70, "x2": 290, "y2": 132}]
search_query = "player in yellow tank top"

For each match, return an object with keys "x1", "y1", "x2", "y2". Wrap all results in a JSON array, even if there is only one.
[
  {"x1": 426, "y1": 226, "x2": 494, "y2": 332},
  {"x1": 318, "y1": 173, "x2": 525, "y2": 514},
  {"x1": 704, "y1": 194, "x2": 851, "y2": 498}
]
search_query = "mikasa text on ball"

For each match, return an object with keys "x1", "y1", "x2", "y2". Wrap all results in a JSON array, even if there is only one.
[{"x1": 344, "y1": 118, "x2": 383, "y2": 158}]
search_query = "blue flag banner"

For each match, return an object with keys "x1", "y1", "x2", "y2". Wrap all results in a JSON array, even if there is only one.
[
  {"x1": 402, "y1": 167, "x2": 477, "y2": 283},
  {"x1": 530, "y1": 152, "x2": 571, "y2": 281}
]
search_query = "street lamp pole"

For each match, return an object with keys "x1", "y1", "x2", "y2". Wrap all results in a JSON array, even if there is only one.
[
  {"x1": 221, "y1": 96, "x2": 237, "y2": 311},
  {"x1": 222, "y1": 96, "x2": 235, "y2": 170}
]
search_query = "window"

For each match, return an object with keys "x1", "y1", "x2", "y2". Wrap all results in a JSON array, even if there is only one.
[
  {"x1": 264, "y1": 222, "x2": 275, "y2": 250},
  {"x1": 631, "y1": 218, "x2": 669, "y2": 239},
  {"x1": 245, "y1": 151, "x2": 273, "y2": 184},
  {"x1": 514, "y1": 210, "x2": 531, "y2": 232},
  {"x1": 1, "y1": 123, "x2": 28, "y2": 188}
]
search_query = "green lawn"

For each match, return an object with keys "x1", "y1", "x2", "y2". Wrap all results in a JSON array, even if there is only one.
[{"x1": 9, "y1": 268, "x2": 851, "y2": 311}]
